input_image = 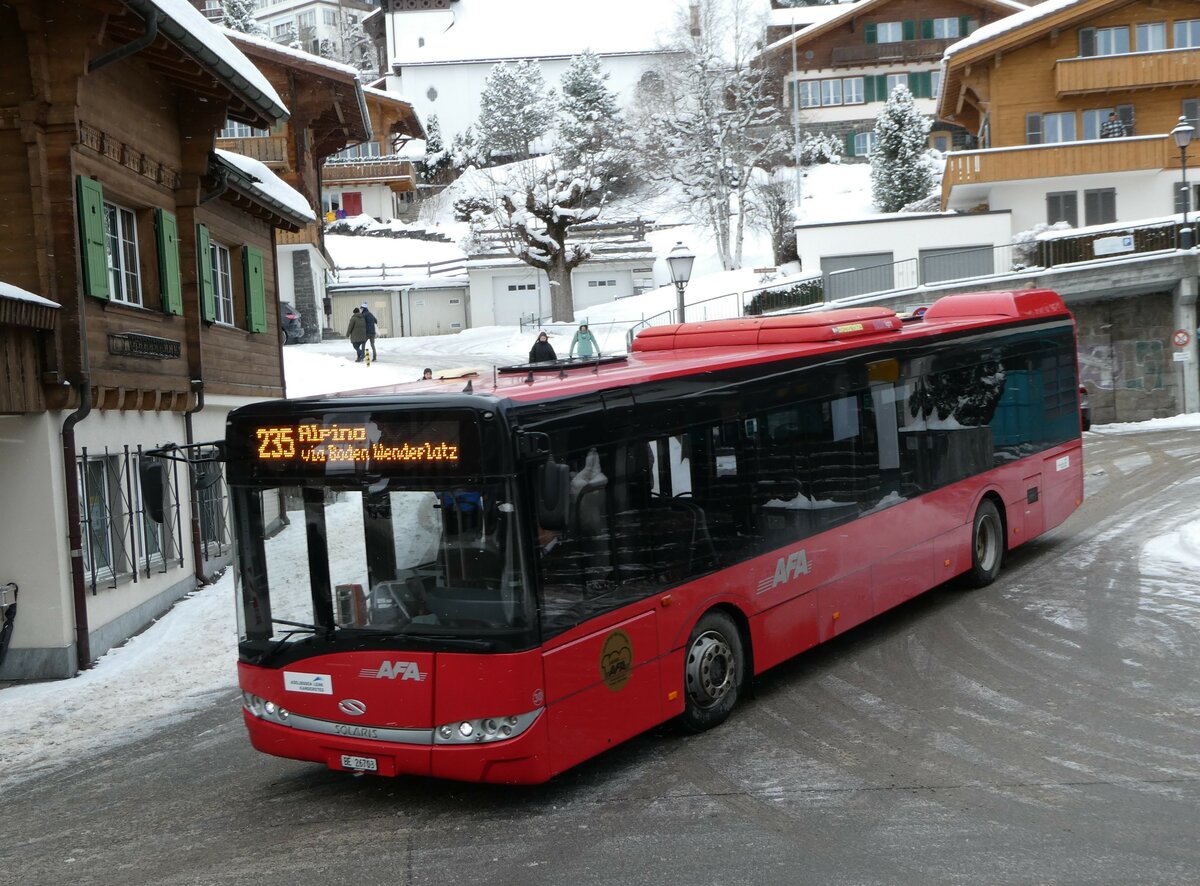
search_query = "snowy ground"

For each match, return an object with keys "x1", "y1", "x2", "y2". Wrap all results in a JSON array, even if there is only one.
[{"x1": 3, "y1": 320, "x2": 1200, "y2": 789}]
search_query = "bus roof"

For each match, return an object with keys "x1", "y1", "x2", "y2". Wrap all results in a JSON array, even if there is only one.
[{"x1": 316, "y1": 289, "x2": 1071, "y2": 408}]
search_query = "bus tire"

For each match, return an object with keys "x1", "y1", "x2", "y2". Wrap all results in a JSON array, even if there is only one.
[
  {"x1": 679, "y1": 610, "x2": 745, "y2": 734},
  {"x1": 964, "y1": 499, "x2": 1004, "y2": 588}
]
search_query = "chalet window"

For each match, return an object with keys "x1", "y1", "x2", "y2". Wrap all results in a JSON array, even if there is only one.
[
  {"x1": 853, "y1": 132, "x2": 878, "y2": 157},
  {"x1": 798, "y1": 80, "x2": 820, "y2": 109},
  {"x1": 1079, "y1": 26, "x2": 1130, "y2": 57},
  {"x1": 843, "y1": 77, "x2": 865, "y2": 105},
  {"x1": 103, "y1": 201, "x2": 142, "y2": 305},
  {"x1": 329, "y1": 142, "x2": 382, "y2": 161},
  {"x1": 931, "y1": 17, "x2": 961, "y2": 39},
  {"x1": 1026, "y1": 112, "x2": 1075, "y2": 145},
  {"x1": 1047, "y1": 191, "x2": 1078, "y2": 227},
  {"x1": 272, "y1": 22, "x2": 289, "y2": 39},
  {"x1": 219, "y1": 120, "x2": 268, "y2": 138},
  {"x1": 323, "y1": 9, "x2": 337, "y2": 25},
  {"x1": 297, "y1": 10, "x2": 315, "y2": 29},
  {"x1": 211, "y1": 242, "x2": 235, "y2": 325},
  {"x1": 1084, "y1": 188, "x2": 1117, "y2": 226},
  {"x1": 1184, "y1": 99, "x2": 1200, "y2": 129},
  {"x1": 875, "y1": 22, "x2": 903, "y2": 44},
  {"x1": 885, "y1": 73, "x2": 909, "y2": 96},
  {"x1": 821, "y1": 79, "x2": 842, "y2": 106},
  {"x1": 1137, "y1": 22, "x2": 1166, "y2": 51},
  {"x1": 1174, "y1": 20, "x2": 1200, "y2": 48},
  {"x1": 80, "y1": 458, "x2": 115, "y2": 580}
]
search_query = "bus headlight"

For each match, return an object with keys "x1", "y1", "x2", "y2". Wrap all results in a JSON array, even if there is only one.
[
  {"x1": 433, "y1": 709, "x2": 541, "y2": 744},
  {"x1": 242, "y1": 692, "x2": 264, "y2": 717}
]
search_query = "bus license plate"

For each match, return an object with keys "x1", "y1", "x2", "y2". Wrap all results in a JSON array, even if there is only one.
[{"x1": 340, "y1": 754, "x2": 377, "y2": 772}]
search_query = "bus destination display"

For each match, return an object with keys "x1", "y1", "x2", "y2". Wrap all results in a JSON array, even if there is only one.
[{"x1": 255, "y1": 423, "x2": 459, "y2": 466}]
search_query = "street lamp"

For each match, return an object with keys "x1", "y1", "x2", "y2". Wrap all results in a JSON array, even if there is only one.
[
  {"x1": 1172, "y1": 115, "x2": 1195, "y2": 249},
  {"x1": 666, "y1": 241, "x2": 695, "y2": 323}
]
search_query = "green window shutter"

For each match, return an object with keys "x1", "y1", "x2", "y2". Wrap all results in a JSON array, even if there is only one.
[
  {"x1": 155, "y1": 209, "x2": 183, "y2": 315},
  {"x1": 864, "y1": 76, "x2": 875, "y2": 103},
  {"x1": 959, "y1": 16, "x2": 971, "y2": 36},
  {"x1": 196, "y1": 224, "x2": 215, "y2": 323},
  {"x1": 864, "y1": 22, "x2": 877, "y2": 44},
  {"x1": 844, "y1": 132, "x2": 856, "y2": 157},
  {"x1": 921, "y1": 19, "x2": 933, "y2": 39},
  {"x1": 243, "y1": 245, "x2": 266, "y2": 333},
  {"x1": 875, "y1": 75, "x2": 888, "y2": 100},
  {"x1": 903, "y1": 20, "x2": 916, "y2": 41},
  {"x1": 76, "y1": 176, "x2": 109, "y2": 300},
  {"x1": 912, "y1": 71, "x2": 932, "y2": 99}
]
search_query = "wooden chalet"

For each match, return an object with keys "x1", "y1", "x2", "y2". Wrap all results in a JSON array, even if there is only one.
[
  {"x1": 760, "y1": 0, "x2": 1024, "y2": 157},
  {"x1": 937, "y1": 0, "x2": 1200, "y2": 229},
  {"x1": 0, "y1": 0, "x2": 315, "y2": 680},
  {"x1": 219, "y1": 31, "x2": 376, "y2": 342}
]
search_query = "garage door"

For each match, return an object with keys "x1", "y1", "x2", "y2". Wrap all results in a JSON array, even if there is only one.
[
  {"x1": 408, "y1": 289, "x2": 467, "y2": 336},
  {"x1": 821, "y1": 252, "x2": 894, "y2": 299},
  {"x1": 492, "y1": 275, "x2": 543, "y2": 326},
  {"x1": 919, "y1": 245, "x2": 995, "y2": 285}
]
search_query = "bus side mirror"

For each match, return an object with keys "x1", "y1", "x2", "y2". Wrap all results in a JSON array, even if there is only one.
[
  {"x1": 139, "y1": 460, "x2": 165, "y2": 524},
  {"x1": 536, "y1": 461, "x2": 570, "y2": 531}
]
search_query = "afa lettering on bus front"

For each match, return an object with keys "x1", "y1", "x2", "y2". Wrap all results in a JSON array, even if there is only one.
[{"x1": 756, "y1": 548, "x2": 812, "y2": 595}]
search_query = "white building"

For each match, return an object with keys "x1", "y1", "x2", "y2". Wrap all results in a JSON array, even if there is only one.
[
  {"x1": 373, "y1": 0, "x2": 684, "y2": 143},
  {"x1": 253, "y1": 0, "x2": 378, "y2": 57}
]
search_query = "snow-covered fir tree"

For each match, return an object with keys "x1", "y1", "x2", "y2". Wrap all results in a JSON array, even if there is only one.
[
  {"x1": 638, "y1": 0, "x2": 787, "y2": 271},
  {"x1": 870, "y1": 85, "x2": 934, "y2": 212},
  {"x1": 339, "y1": 15, "x2": 378, "y2": 79},
  {"x1": 557, "y1": 50, "x2": 626, "y2": 187},
  {"x1": 221, "y1": 0, "x2": 265, "y2": 36},
  {"x1": 476, "y1": 61, "x2": 557, "y2": 161},
  {"x1": 417, "y1": 115, "x2": 454, "y2": 185}
]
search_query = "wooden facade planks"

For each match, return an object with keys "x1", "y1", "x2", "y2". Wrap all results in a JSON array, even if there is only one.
[
  {"x1": 1056, "y1": 48, "x2": 1200, "y2": 97},
  {"x1": 0, "y1": 326, "x2": 46, "y2": 413}
]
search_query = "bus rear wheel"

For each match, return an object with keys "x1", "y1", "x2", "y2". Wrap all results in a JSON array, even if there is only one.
[
  {"x1": 964, "y1": 499, "x2": 1004, "y2": 588},
  {"x1": 680, "y1": 611, "x2": 745, "y2": 733}
]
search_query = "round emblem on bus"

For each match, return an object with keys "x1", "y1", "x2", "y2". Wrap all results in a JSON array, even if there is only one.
[
  {"x1": 600, "y1": 630, "x2": 633, "y2": 692},
  {"x1": 338, "y1": 699, "x2": 367, "y2": 716}
]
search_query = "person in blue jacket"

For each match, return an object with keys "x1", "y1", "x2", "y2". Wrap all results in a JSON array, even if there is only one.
[
  {"x1": 569, "y1": 323, "x2": 600, "y2": 358},
  {"x1": 359, "y1": 302, "x2": 379, "y2": 361}
]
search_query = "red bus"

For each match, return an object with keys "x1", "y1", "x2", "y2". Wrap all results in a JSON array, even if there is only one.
[{"x1": 226, "y1": 288, "x2": 1084, "y2": 783}]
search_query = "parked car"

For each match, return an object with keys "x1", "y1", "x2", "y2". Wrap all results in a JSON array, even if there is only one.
[
  {"x1": 1079, "y1": 383, "x2": 1091, "y2": 432},
  {"x1": 280, "y1": 302, "x2": 304, "y2": 344}
]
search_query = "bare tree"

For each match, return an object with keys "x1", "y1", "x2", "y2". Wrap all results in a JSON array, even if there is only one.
[{"x1": 636, "y1": 0, "x2": 787, "y2": 270}]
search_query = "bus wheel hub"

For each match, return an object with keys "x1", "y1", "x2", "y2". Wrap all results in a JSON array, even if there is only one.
[{"x1": 686, "y1": 632, "x2": 734, "y2": 707}]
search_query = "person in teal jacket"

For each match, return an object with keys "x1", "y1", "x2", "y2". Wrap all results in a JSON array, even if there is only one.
[{"x1": 569, "y1": 323, "x2": 600, "y2": 358}]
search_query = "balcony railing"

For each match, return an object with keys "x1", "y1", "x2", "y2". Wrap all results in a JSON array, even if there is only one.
[
  {"x1": 214, "y1": 135, "x2": 288, "y2": 168},
  {"x1": 276, "y1": 221, "x2": 321, "y2": 248},
  {"x1": 942, "y1": 135, "x2": 1174, "y2": 200},
  {"x1": 322, "y1": 157, "x2": 417, "y2": 187},
  {"x1": 1056, "y1": 47, "x2": 1200, "y2": 96},
  {"x1": 831, "y1": 37, "x2": 955, "y2": 66}
]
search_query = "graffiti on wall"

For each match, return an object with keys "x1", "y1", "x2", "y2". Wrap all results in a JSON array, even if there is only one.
[{"x1": 1078, "y1": 340, "x2": 1165, "y2": 392}]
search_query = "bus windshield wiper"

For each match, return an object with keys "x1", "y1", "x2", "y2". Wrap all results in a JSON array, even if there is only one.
[
  {"x1": 272, "y1": 617, "x2": 318, "y2": 632},
  {"x1": 398, "y1": 633, "x2": 494, "y2": 650}
]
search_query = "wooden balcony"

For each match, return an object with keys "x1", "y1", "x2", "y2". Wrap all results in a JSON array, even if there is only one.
[
  {"x1": 214, "y1": 135, "x2": 289, "y2": 169},
  {"x1": 276, "y1": 221, "x2": 321, "y2": 248},
  {"x1": 942, "y1": 135, "x2": 1174, "y2": 202},
  {"x1": 323, "y1": 157, "x2": 417, "y2": 190},
  {"x1": 1056, "y1": 47, "x2": 1200, "y2": 96},
  {"x1": 831, "y1": 38, "x2": 955, "y2": 66}
]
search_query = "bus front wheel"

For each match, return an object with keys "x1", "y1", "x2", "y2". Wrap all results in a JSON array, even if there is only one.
[
  {"x1": 680, "y1": 610, "x2": 745, "y2": 733},
  {"x1": 964, "y1": 500, "x2": 1004, "y2": 588}
]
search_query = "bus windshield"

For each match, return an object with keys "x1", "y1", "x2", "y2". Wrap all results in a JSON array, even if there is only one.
[{"x1": 233, "y1": 479, "x2": 531, "y2": 651}]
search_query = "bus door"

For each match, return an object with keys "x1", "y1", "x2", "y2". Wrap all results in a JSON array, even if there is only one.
[{"x1": 531, "y1": 441, "x2": 665, "y2": 776}]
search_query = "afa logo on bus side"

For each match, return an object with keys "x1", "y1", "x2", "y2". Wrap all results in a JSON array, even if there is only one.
[
  {"x1": 600, "y1": 629, "x2": 633, "y2": 691},
  {"x1": 756, "y1": 547, "x2": 812, "y2": 594}
]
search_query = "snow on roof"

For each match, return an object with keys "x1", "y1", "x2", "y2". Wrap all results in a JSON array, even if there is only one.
[
  {"x1": 0, "y1": 281, "x2": 58, "y2": 308},
  {"x1": 363, "y1": 84, "x2": 417, "y2": 107},
  {"x1": 213, "y1": 148, "x2": 316, "y2": 222},
  {"x1": 764, "y1": 0, "x2": 1028, "y2": 56},
  {"x1": 943, "y1": 0, "x2": 1082, "y2": 61},
  {"x1": 224, "y1": 27, "x2": 363, "y2": 80},
  {"x1": 391, "y1": 0, "x2": 693, "y2": 66},
  {"x1": 135, "y1": 0, "x2": 287, "y2": 119}
]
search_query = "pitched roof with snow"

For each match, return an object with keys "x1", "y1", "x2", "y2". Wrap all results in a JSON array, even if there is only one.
[
  {"x1": 390, "y1": 0, "x2": 693, "y2": 66},
  {"x1": 126, "y1": 0, "x2": 288, "y2": 122},
  {"x1": 213, "y1": 149, "x2": 316, "y2": 226}
]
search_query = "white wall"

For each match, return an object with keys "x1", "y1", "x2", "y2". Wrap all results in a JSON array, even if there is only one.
[
  {"x1": 468, "y1": 260, "x2": 651, "y2": 326},
  {"x1": 795, "y1": 211, "x2": 1014, "y2": 273},
  {"x1": 968, "y1": 169, "x2": 1175, "y2": 234}
]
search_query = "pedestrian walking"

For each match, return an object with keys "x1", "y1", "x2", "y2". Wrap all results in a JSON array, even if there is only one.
[
  {"x1": 346, "y1": 307, "x2": 367, "y2": 362},
  {"x1": 359, "y1": 302, "x2": 379, "y2": 361},
  {"x1": 569, "y1": 323, "x2": 600, "y2": 358},
  {"x1": 529, "y1": 331, "x2": 557, "y2": 363},
  {"x1": 1100, "y1": 111, "x2": 1125, "y2": 138}
]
